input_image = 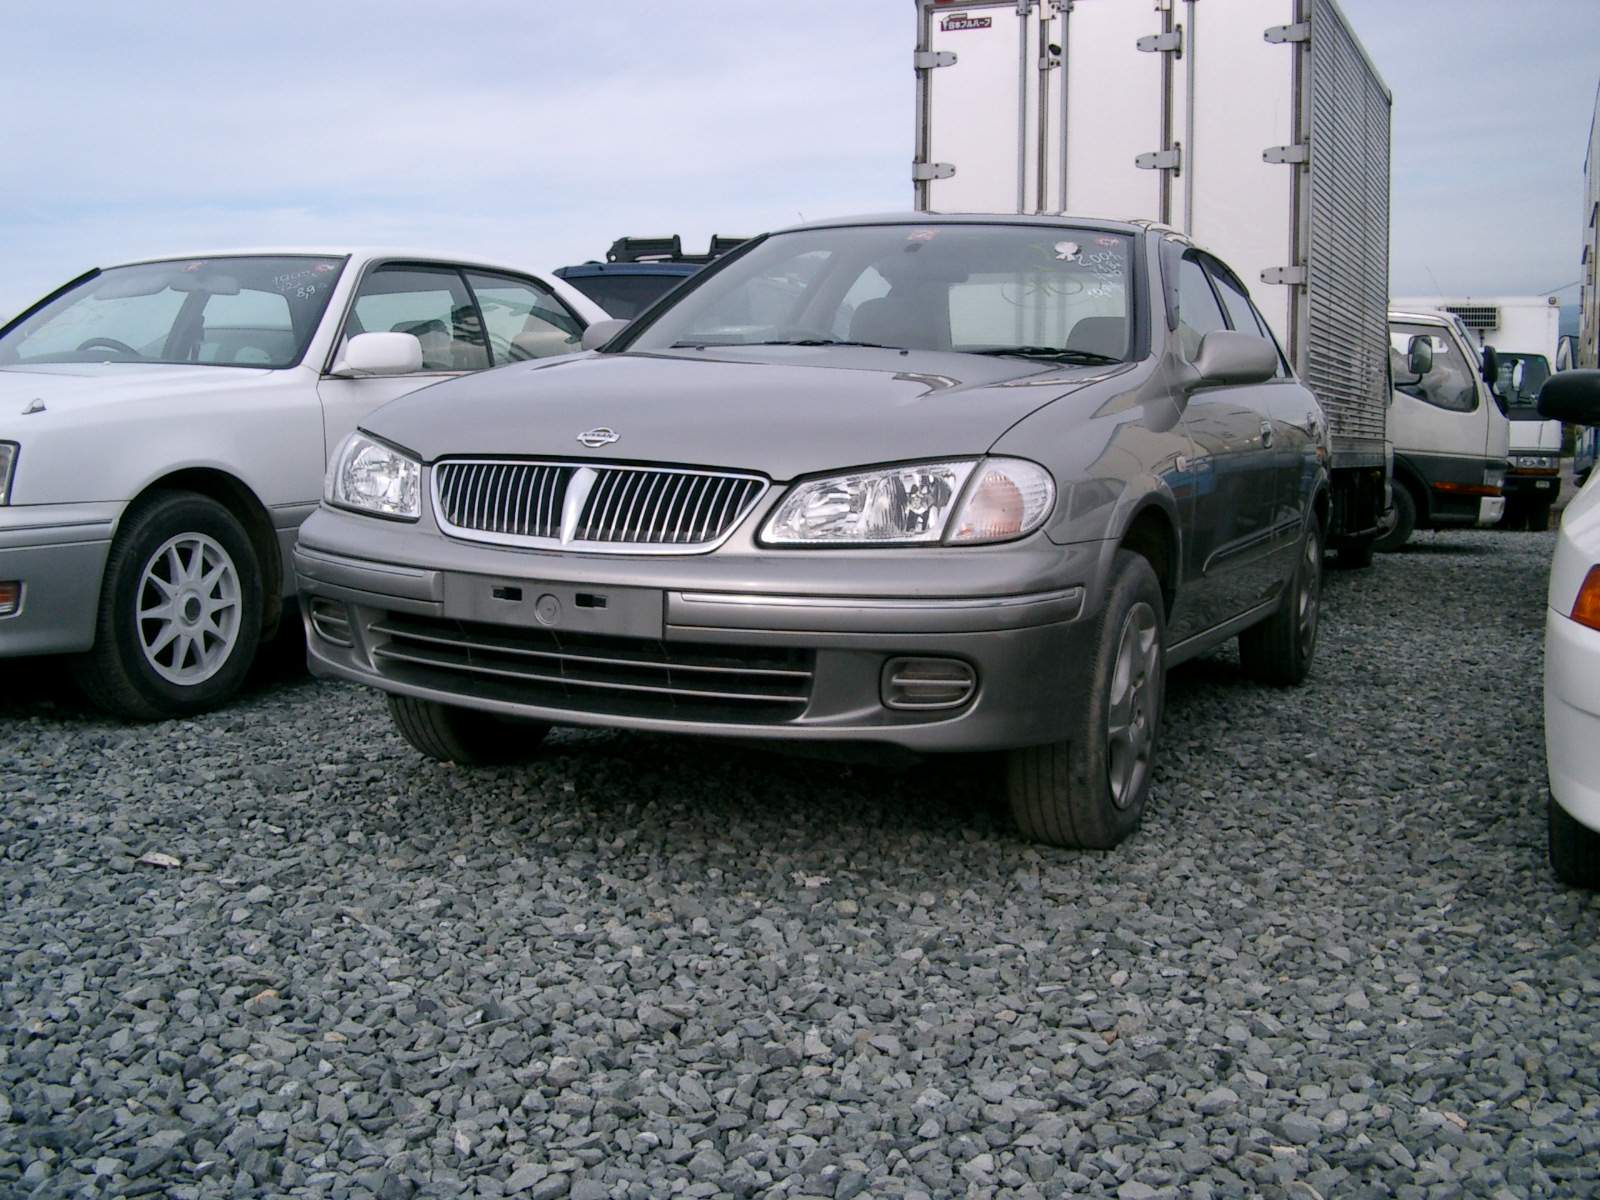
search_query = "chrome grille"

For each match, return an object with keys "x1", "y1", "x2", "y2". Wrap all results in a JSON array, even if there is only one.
[
  {"x1": 369, "y1": 613, "x2": 813, "y2": 723},
  {"x1": 432, "y1": 460, "x2": 766, "y2": 553}
]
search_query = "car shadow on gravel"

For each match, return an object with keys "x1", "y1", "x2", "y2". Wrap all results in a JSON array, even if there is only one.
[{"x1": 0, "y1": 607, "x2": 312, "y2": 723}]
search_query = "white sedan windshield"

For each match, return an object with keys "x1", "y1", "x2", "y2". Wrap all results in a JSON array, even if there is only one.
[{"x1": 0, "y1": 255, "x2": 345, "y2": 369}]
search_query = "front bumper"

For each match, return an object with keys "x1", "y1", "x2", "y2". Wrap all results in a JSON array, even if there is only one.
[
  {"x1": 294, "y1": 506, "x2": 1104, "y2": 754},
  {"x1": 0, "y1": 502, "x2": 120, "y2": 657},
  {"x1": 1504, "y1": 470, "x2": 1561, "y2": 503},
  {"x1": 1546, "y1": 608, "x2": 1600, "y2": 833}
]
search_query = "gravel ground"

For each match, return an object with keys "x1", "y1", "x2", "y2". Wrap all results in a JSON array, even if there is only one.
[{"x1": 2, "y1": 528, "x2": 1597, "y2": 1200}]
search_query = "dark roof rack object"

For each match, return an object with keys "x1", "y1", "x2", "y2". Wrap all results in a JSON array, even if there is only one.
[{"x1": 607, "y1": 235, "x2": 748, "y2": 265}]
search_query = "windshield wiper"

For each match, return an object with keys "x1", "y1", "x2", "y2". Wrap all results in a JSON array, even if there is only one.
[
  {"x1": 672, "y1": 337, "x2": 899, "y2": 349},
  {"x1": 965, "y1": 346, "x2": 1122, "y2": 364}
]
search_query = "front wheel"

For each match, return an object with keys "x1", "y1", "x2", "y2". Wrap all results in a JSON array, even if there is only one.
[
  {"x1": 1238, "y1": 522, "x2": 1322, "y2": 686},
  {"x1": 72, "y1": 492, "x2": 263, "y2": 720},
  {"x1": 1549, "y1": 798, "x2": 1600, "y2": 889},
  {"x1": 1374, "y1": 484, "x2": 1417, "y2": 553},
  {"x1": 387, "y1": 694, "x2": 551, "y2": 765},
  {"x1": 1007, "y1": 551, "x2": 1165, "y2": 850}
]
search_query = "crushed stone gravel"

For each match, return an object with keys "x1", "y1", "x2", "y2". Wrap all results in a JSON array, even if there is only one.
[{"x1": 2, "y1": 527, "x2": 1597, "y2": 1199}]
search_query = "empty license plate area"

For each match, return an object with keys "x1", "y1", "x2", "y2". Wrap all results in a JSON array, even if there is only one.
[{"x1": 442, "y1": 575, "x2": 664, "y2": 639}]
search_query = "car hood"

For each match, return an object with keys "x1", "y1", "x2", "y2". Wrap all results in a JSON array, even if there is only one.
[
  {"x1": 364, "y1": 347, "x2": 1114, "y2": 480},
  {"x1": 1508, "y1": 416, "x2": 1563, "y2": 452},
  {"x1": 0, "y1": 362, "x2": 274, "y2": 421}
]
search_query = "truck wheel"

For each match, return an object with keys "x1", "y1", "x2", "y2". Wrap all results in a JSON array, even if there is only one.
[
  {"x1": 71, "y1": 492, "x2": 263, "y2": 720},
  {"x1": 1549, "y1": 798, "x2": 1600, "y2": 889},
  {"x1": 1526, "y1": 501, "x2": 1552, "y2": 533},
  {"x1": 1374, "y1": 484, "x2": 1416, "y2": 552},
  {"x1": 1238, "y1": 522, "x2": 1322, "y2": 686},
  {"x1": 1007, "y1": 551, "x2": 1164, "y2": 850},
  {"x1": 386, "y1": 694, "x2": 551, "y2": 765}
]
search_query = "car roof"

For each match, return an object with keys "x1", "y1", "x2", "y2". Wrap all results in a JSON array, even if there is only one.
[
  {"x1": 96, "y1": 248, "x2": 564, "y2": 277},
  {"x1": 772, "y1": 211, "x2": 1150, "y2": 237},
  {"x1": 554, "y1": 262, "x2": 703, "y2": 278},
  {"x1": 1388, "y1": 310, "x2": 1451, "y2": 326}
]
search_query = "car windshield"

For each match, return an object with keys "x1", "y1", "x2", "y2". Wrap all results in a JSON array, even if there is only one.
[
  {"x1": 0, "y1": 255, "x2": 346, "y2": 369},
  {"x1": 1493, "y1": 351, "x2": 1552, "y2": 419},
  {"x1": 627, "y1": 223, "x2": 1136, "y2": 362}
]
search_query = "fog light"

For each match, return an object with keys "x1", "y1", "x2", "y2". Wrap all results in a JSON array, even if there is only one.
[
  {"x1": 0, "y1": 581, "x2": 19, "y2": 617},
  {"x1": 882, "y1": 657, "x2": 976, "y2": 710},
  {"x1": 308, "y1": 598, "x2": 354, "y2": 647}
]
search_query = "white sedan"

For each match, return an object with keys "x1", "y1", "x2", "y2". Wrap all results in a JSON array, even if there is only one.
[
  {"x1": 1541, "y1": 370, "x2": 1600, "y2": 886},
  {"x1": 0, "y1": 249, "x2": 606, "y2": 718}
]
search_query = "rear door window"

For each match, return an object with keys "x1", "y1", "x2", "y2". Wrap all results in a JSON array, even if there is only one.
[{"x1": 465, "y1": 272, "x2": 583, "y2": 364}]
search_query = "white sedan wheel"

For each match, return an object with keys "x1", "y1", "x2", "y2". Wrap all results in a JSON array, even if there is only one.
[{"x1": 135, "y1": 532, "x2": 243, "y2": 686}]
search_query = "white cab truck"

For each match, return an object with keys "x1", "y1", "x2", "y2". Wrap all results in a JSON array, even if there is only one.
[
  {"x1": 1394, "y1": 294, "x2": 1562, "y2": 529},
  {"x1": 913, "y1": 0, "x2": 1393, "y2": 565},
  {"x1": 1378, "y1": 310, "x2": 1509, "y2": 550}
]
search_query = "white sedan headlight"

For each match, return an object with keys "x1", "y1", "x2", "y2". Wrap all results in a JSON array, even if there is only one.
[
  {"x1": 762, "y1": 457, "x2": 1054, "y2": 546},
  {"x1": 326, "y1": 432, "x2": 421, "y2": 520},
  {"x1": 0, "y1": 442, "x2": 16, "y2": 506}
]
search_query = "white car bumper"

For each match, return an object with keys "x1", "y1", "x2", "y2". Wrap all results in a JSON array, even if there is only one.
[
  {"x1": 1478, "y1": 496, "x2": 1505, "y2": 526},
  {"x1": 1545, "y1": 608, "x2": 1600, "y2": 833}
]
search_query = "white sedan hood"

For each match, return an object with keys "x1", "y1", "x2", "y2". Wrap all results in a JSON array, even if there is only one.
[{"x1": 0, "y1": 363, "x2": 274, "y2": 423}]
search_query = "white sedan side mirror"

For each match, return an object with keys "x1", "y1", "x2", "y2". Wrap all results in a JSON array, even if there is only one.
[
  {"x1": 581, "y1": 318, "x2": 629, "y2": 352},
  {"x1": 332, "y1": 332, "x2": 424, "y2": 376}
]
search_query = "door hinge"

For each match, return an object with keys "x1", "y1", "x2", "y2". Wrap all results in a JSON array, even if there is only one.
[
  {"x1": 1017, "y1": 0, "x2": 1035, "y2": 15},
  {"x1": 914, "y1": 50, "x2": 957, "y2": 70},
  {"x1": 1137, "y1": 30, "x2": 1183, "y2": 54},
  {"x1": 913, "y1": 161, "x2": 956, "y2": 182},
  {"x1": 1135, "y1": 147, "x2": 1182, "y2": 172},
  {"x1": 1265, "y1": 21, "x2": 1310, "y2": 44},
  {"x1": 1263, "y1": 143, "x2": 1310, "y2": 165},
  {"x1": 1262, "y1": 265, "x2": 1308, "y2": 286}
]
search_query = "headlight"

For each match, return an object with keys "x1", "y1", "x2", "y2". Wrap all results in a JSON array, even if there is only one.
[
  {"x1": 761, "y1": 457, "x2": 1054, "y2": 546},
  {"x1": 326, "y1": 432, "x2": 421, "y2": 520},
  {"x1": 0, "y1": 442, "x2": 15, "y2": 506}
]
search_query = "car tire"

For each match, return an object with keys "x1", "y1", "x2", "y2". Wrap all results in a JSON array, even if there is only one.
[
  {"x1": 387, "y1": 694, "x2": 551, "y2": 765},
  {"x1": 1238, "y1": 522, "x2": 1322, "y2": 686},
  {"x1": 1006, "y1": 551, "x2": 1165, "y2": 850},
  {"x1": 1526, "y1": 501, "x2": 1552, "y2": 533},
  {"x1": 1548, "y1": 797, "x2": 1600, "y2": 889},
  {"x1": 1374, "y1": 484, "x2": 1417, "y2": 553},
  {"x1": 71, "y1": 491, "x2": 263, "y2": 720}
]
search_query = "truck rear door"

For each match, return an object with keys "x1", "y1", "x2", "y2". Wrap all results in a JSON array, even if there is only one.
[{"x1": 914, "y1": 0, "x2": 1171, "y2": 218}]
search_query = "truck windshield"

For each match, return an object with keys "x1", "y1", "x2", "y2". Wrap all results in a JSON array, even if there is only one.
[
  {"x1": 0, "y1": 255, "x2": 345, "y2": 369},
  {"x1": 1492, "y1": 352, "x2": 1552, "y2": 420},
  {"x1": 627, "y1": 223, "x2": 1135, "y2": 362}
]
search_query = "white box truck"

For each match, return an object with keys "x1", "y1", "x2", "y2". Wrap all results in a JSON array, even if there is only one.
[
  {"x1": 913, "y1": 0, "x2": 1392, "y2": 563},
  {"x1": 1393, "y1": 294, "x2": 1563, "y2": 528}
]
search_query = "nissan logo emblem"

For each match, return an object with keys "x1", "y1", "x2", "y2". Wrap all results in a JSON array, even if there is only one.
[{"x1": 577, "y1": 427, "x2": 619, "y2": 448}]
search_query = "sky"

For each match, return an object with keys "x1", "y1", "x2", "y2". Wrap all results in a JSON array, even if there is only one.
[{"x1": 2, "y1": 1, "x2": 1596, "y2": 329}]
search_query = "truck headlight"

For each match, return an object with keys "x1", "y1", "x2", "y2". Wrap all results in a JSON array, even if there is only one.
[
  {"x1": 0, "y1": 442, "x2": 16, "y2": 506},
  {"x1": 326, "y1": 432, "x2": 421, "y2": 520},
  {"x1": 761, "y1": 457, "x2": 1054, "y2": 546}
]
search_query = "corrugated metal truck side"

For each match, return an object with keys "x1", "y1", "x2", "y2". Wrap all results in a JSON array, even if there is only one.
[{"x1": 914, "y1": 0, "x2": 1393, "y2": 561}]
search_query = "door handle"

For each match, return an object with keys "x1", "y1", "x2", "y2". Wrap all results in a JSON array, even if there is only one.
[{"x1": 1260, "y1": 420, "x2": 1275, "y2": 448}]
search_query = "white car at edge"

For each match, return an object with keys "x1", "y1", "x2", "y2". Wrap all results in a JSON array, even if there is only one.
[
  {"x1": 0, "y1": 249, "x2": 606, "y2": 719},
  {"x1": 1541, "y1": 369, "x2": 1600, "y2": 887}
]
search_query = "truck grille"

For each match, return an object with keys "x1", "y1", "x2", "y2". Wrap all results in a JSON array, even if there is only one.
[
  {"x1": 368, "y1": 613, "x2": 813, "y2": 723},
  {"x1": 433, "y1": 460, "x2": 766, "y2": 553}
]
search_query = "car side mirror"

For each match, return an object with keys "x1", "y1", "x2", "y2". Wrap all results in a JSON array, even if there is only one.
[
  {"x1": 1480, "y1": 343, "x2": 1499, "y2": 386},
  {"x1": 1407, "y1": 335, "x2": 1433, "y2": 379},
  {"x1": 1538, "y1": 369, "x2": 1600, "y2": 426},
  {"x1": 331, "y1": 332, "x2": 423, "y2": 377},
  {"x1": 581, "y1": 318, "x2": 629, "y2": 352},
  {"x1": 1190, "y1": 330, "x2": 1278, "y2": 388},
  {"x1": 1390, "y1": 345, "x2": 1421, "y2": 389}
]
